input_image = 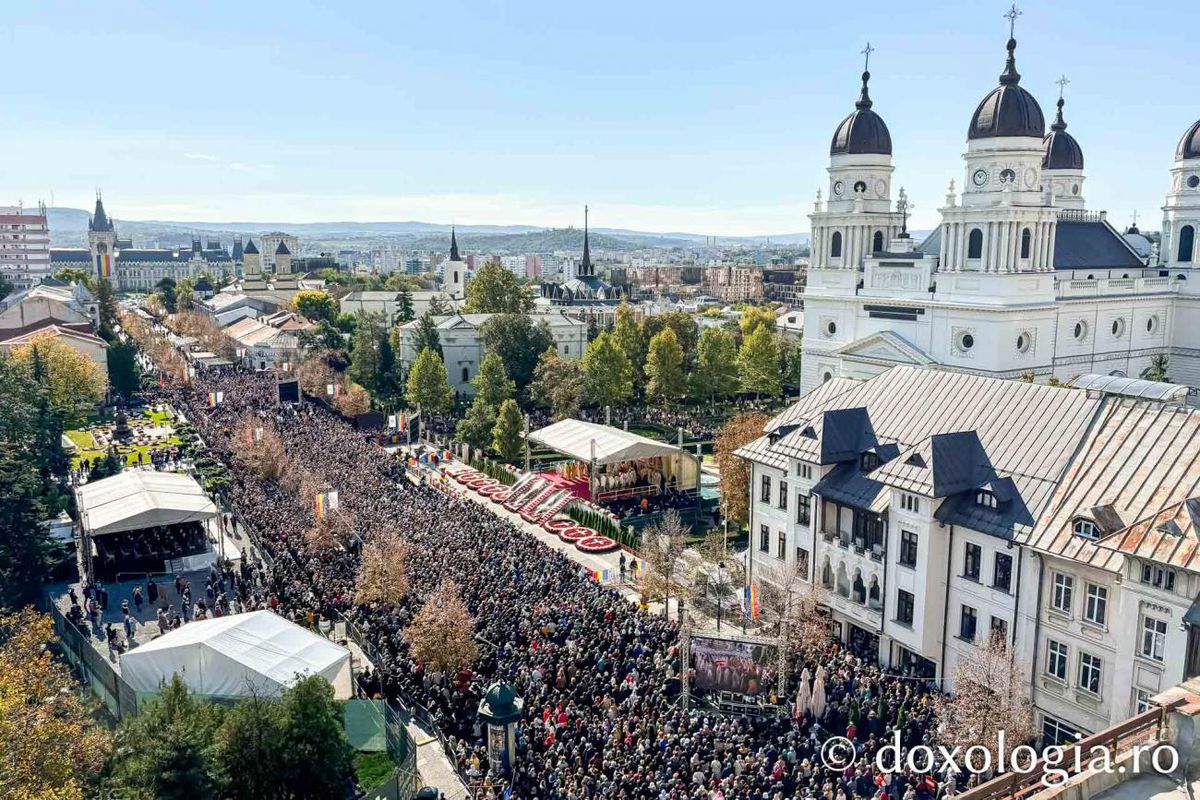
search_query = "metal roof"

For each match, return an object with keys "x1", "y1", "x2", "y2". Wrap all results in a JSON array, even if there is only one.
[{"x1": 1070, "y1": 374, "x2": 1189, "y2": 402}]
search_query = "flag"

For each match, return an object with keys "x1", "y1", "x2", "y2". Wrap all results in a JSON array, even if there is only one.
[
  {"x1": 591, "y1": 569, "x2": 611, "y2": 583},
  {"x1": 253, "y1": 427, "x2": 264, "y2": 442},
  {"x1": 441, "y1": 449, "x2": 453, "y2": 461},
  {"x1": 94, "y1": 252, "x2": 112, "y2": 279},
  {"x1": 745, "y1": 584, "x2": 761, "y2": 619},
  {"x1": 387, "y1": 414, "x2": 397, "y2": 431},
  {"x1": 315, "y1": 493, "x2": 326, "y2": 519},
  {"x1": 208, "y1": 391, "x2": 223, "y2": 408},
  {"x1": 397, "y1": 412, "x2": 407, "y2": 432},
  {"x1": 327, "y1": 490, "x2": 339, "y2": 511},
  {"x1": 326, "y1": 383, "x2": 335, "y2": 396}
]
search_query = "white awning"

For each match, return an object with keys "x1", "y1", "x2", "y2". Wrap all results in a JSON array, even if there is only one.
[
  {"x1": 120, "y1": 610, "x2": 351, "y2": 699},
  {"x1": 77, "y1": 471, "x2": 218, "y2": 537},
  {"x1": 526, "y1": 418, "x2": 683, "y2": 465}
]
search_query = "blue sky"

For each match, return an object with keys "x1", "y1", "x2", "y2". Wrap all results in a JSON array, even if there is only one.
[{"x1": 2, "y1": 0, "x2": 1194, "y2": 235}]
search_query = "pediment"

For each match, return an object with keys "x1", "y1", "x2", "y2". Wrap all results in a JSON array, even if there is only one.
[{"x1": 836, "y1": 331, "x2": 937, "y2": 367}]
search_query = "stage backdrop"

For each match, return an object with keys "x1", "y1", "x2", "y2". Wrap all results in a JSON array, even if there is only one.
[{"x1": 691, "y1": 636, "x2": 776, "y2": 696}]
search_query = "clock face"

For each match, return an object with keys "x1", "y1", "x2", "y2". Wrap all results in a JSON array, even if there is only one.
[
  {"x1": 972, "y1": 169, "x2": 989, "y2": 187},
  {"x1": 833, "y1": 180, "x2": 844, "y2": 196},
  {"x1": 1189, "y1": 175, "x2": 1200, "y2": 189},
  {"x1": 999, "y1": 167, "x2": 1016, "y2": 184}
]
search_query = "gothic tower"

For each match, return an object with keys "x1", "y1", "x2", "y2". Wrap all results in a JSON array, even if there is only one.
[{"x1": 87, "y1": 192, "x2": 117, "y2": 281}]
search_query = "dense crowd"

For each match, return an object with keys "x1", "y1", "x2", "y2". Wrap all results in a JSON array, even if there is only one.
[{"x1": 158, "y1": 370, "x2": 959, "y2": 800}]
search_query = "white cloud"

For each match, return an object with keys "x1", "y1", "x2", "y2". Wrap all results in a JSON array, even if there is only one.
[{"x1": 183, "y1": 153, "x2": 219, "y2": 162}]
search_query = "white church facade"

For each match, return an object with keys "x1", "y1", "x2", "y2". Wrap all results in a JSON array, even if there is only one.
[{"x1": 801, "y1": 31, "x2": 1200, "y2": 396}]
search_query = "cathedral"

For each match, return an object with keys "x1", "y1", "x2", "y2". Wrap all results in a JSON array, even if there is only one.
[{"x1": 800, "y1": 20, "x2": 1200, "y2": 396}]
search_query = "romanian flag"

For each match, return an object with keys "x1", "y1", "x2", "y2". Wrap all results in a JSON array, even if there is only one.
[
  {"x1": 315, "y1": 490, "x2": 340, "y2": 519},
  {"x1": 592, "y1": 569, "x2": 611, "y2": 583},
  {"x1": 441, "y1": 449, "x2": 453, "y2": 461},
  {"x1": 745, "y1": 584, "x2": 761, "y2": 619},
  {"x1": 208, "y1": 391, "x2": 223, "y2": 408},
  {"x1": 94, "y1": 252, "x2": 112, "y2": 279},
  {"x1": 397, "y1": 412, "x2": 407, "y2": 432}
]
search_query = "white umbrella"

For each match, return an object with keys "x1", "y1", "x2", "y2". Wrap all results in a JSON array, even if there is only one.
[
  {"x1": 794, "y1": 679, "x2": 811, "y2": 721},
  {"x1": 810, "y1": 671, "x2": 827, "y2": 718}
]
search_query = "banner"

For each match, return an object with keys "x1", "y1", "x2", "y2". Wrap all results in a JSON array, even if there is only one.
[
  {"x1": 207, "y1": 391, "x2": 224, "y2": 408},
  {"x1": 94, "y1": 252, "x2": 112, "y2": 279},
  {"x1": 397, "y1": 412, "x2": 407, "y2": 432},
  {"x1": 315, "y1": 490, "x2": 341, "y2": 519},
  {"x1": 691, "y1": 636, "x2": 776, "y2": 696}
]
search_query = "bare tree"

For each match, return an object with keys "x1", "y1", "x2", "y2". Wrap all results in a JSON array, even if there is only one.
[
  {"x1": 355, "y1": 535, "x2": 411, "y2": 605},
  {"x1": 234, "y1": 416, "x2": 289, "y2": 481},
  {"x1": 638, "y1": 509, "x2": 689, "y2": 617},
  {"x1": 404, "y1": 581, "x2": 479, "y2": 673},
  {"x1": 936, "y1": 635, "x2": 1037, "y2": 767}
]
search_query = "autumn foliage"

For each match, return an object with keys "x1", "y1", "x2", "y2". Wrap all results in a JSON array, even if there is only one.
[
  {"x1": 715, "y1": 411, "x2": 771, "y2": 526},
  {"x1": 404, "y1": 581, "x2": 479, "y2": 673}
]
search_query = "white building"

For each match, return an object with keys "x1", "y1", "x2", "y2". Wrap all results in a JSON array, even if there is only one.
[
  {"x1": 800, "y1": 29, "x2": 1200, "y2": 396},
  {"x1": 737, "y1": 365, "x2": 1200, "y2": 745},
  {"x1": 0, "y1": 203, "x2": 51, "y2": 291},
  {"x1": 394, "y1": 311, "x2": 586, "y2": 395}
]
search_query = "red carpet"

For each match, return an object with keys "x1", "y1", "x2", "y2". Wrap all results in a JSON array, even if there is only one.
[{"x1": 538, "y1": 471, "x2": 591, "y2": 500}]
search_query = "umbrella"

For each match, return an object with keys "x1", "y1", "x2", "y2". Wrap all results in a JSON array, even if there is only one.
[
  {"x1": 811, "y1": 671, "x2": 827, "y2": 718},
  {"x1": 794, "y1": 680, "x2": 811, "y2": 721}
]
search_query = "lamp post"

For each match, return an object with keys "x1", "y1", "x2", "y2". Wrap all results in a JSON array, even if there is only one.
[{"x1": 715, "y1": 561, "x2": 727, "y2": 633}]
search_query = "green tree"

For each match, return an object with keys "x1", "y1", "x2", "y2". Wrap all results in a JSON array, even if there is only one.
[
  {"x1": 0, "y1": 272, "x2": 11, "y2": 301},
  {"x1": 479, "y1": 314, "x2": 553, "y2": 395},
  {"x1": 214, "y1": 695, "x2": 283, "y2": 800},
  {"x1": 645, "y1": 326, "x2": 687, "y2": 405},
  {"x1": 455, "y1": 396, "x2": 497, "y2": 452},
  {"x1": 94, "y1": 278, "x2": 119, "y2": 340},
  {"x1": 693, "y1": 326, "x2": 740, "y2": 402},
  {"x1": 54, "y1": 267, "x2": 94, "y2": 288},
  {"x1": 1142, "y1": 354, "x2": 1170, "y2": 382},
  {"x1": 275, "y1": 676, "x2": 354, "y2": 800},
  {"x1": 394, "y1": 288, "x2": 416, "y2": 323},
  {"x1": 427, "y1": 295, "x2": 452, "y2": 316},
  {"x1": 0, "y1": 449, "x2": 51, "y2": 608},
  {"x1": 405, "y1": 347, "x2": 454, "y2": 411},
  {"x1": 613, "y1": 302, "x2": 646, "y2": 384},
  {"x1": 298, "y1": 320, "x2": 347, "y2": 353},
  {"x1": 175, "y1": 277, "x2": 195, "y2": 312},
  {"x1": 106, "y1": 675, "x2": 225, "y2": 800},
  {"x1": 333, "y1": 311, "x2": 359, "y2": 334},
  {"x1": 779, "y1": 336, "x2": 804, "y2": 388},
  {"x1": 739, "y1": 305, "x2": 777, "y2": 337},
  {"x1": 642, "y1": 311, "x2": 699, "y2": 368},
  {"x1": 412, "y1": 310, "x2": 442, "y2": 358},
  {"x1": 156, "y1": 278, "x2": 178, "y2": 314},
  {"x1": 737, "y1": 324, "x2": 782, "y2": 398},
  {"x1": 473, "y1": 351, "x2": 515, "y2": 408},
  {"x1": 12, "y1": 335, "x2": 106, "y2": 427},
  {"x1": 107, "y1": 340, "x2": 140, "y2": 399},
  {"x1": 292, "y1": 289, "x2": 337, "y2": 322},
  {"x1": 492, "y1": 398, "x2": 524, "y2": 461},
  {"x1": 374, "y1": 332, "x2": 404, "y2": 406},
  {"x1": 463, "y1": 260, "x2": 532, "y2": 313},
  {"x1": 530, "y1": 346, "x2": 584, "y2": 420},
  {"x1": 582, "y1": 331, "x2": 633, "y2": 408},
  {"x1": 347, "y1": 311, "x2": 387, "y2": 394}
]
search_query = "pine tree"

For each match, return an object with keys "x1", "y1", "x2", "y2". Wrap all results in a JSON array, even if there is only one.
[
  {"x1": 374, "y1": 332, "x2": 403, "y2": 406},
  {"x1": 456, "y1": 396, "x2": 497, "y2": 452},
  {"x1": 276, "y1": 676, "x2": 355, "y2": 800},
  {"x1": 395, "y1": 288, "x2": 416, "y2": 323},
  {"x1": 347, "y1": 311, "x2": 386, "y2": 394},
  {"x1": 473, "y1": 352, "x2": 515, "y2": 408},
  {"x1": 405, "y1": 347, "x2": 455, "y2": 412},
  {"x1": 645, "y1": 326, "x2": 687, "y2": 405},
  {"x1": 492, "y1": 398, "x2": 524, "y2": 461},
  {"x1": 582, "y1": 331, "x2": 633, "y2": 408},
  {"x1": 413, "y1": 311, "x2": 442, "y2": 357},
  {"x1": 0, "y1": 450, "x2": 51, "y2": 607}
]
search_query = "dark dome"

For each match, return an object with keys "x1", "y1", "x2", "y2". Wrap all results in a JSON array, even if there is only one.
[
  {"x1": 1178, "y1": 118, "x2": 1200, "y2": 161},
  {"x1": 968, "y1": 38, "x2": 1045, "y2": 140},
  {"x1": 830, "y1": 71, "x2": 892, "y2": 156},
  {"x1": 1042, "y1": 97, "x2": 1083, "y2": 170}
]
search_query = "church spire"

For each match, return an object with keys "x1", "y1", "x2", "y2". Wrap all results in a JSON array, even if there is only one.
[
  {"x1": 1051, "y1": 75, "x2": 1070, "y2": 132},
  {"x1": 856, "y1": 42, "x2": 874, "y2": 110},
  {"x1": 450, "y1": 225, "x2": 460, "y2": 261},
  {"x1": 999, "y1": 4, "x2": 1023, "y2": 85},
  {"x1": 580, "y1": 205, "x2": 592, "y2": 276},
  {"x1": 90, "y1": 191, "x2": 113, "y2": 233}
]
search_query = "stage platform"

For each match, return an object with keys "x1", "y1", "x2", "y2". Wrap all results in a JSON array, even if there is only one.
[{"x1": 538, "y1": 471, "x2": 590, "y2": 500}]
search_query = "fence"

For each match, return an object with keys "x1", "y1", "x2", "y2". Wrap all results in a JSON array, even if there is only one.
[
  {"x1": 46, "y1": 599, "x2": 139, "y2": 720},
  {"x1": 956, "y1": 705, "x2": 1169, "y2": 800}
]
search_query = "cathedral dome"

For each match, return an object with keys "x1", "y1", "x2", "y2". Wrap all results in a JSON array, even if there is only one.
[
  {"x1": 1178, "y1": 118, "x2": 1200, "y2": 161},
  {"x1": 830, "y1": 71, "x2": 892, "y2": 156},
  {"x1": 967, "y1": 38, "x2": 1045, "y2": 140},
  {"x1": 1042, "y1": 97, "x2": 1083, "y2": 170}
]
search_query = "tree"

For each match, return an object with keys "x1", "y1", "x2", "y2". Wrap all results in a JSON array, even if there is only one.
[
  {"x1": 405, "y1": 347, "x2": 454, "y2": 412},
  {"x1": 54, "y1": 267, "x2": 94, "y2": 288},
  {"x1": 394, "y1": 288, "x2": 416, "y2": 323},
  {"x1": 11, "y1": 334, "x2": 106, "y2": 426},
  {"x1": 276, "y1": 676, "x2": 355, "y2": 800},
  {"x1": 0, "y1": 272, "x2": 11, "y2": 301},
  {"x1": 737, "y1": 324, "x2": 782, "y2": 398},
  {"x1": 107, "y1": 340, "x2": 140, "y2": 399},
  {"x1": 214, "y1": 694, "x2": 283, "y2": 800},
  {"x1": 292, "y1": 289, "x2": 337, "y2": 323},
  {"x1": 645, "y1": 326, "x2": 687, "y2": 405},
  {"x1": 234, "y1": 418, "x2": 289, "y2": 481},
  {"x1": 935, "y1": 636, "x2": 1037, "y2": 769},
  {"x1": 479, "y1": 314, "x2": 553, "y2": 395},
  {"x1": 347, "y1": 311, "x2": 387, "y2": 394},
  {"x1": 175, "y1": 277, "x2": 196, "y2": 312},
  {"x1": 693, "y1": 327, "x2": 740, "y2": 402},
  {"x1": 334, "y1": 381, "x2": 372, "y2": 416},
  {"x1": 715, "y1": 412, "x2": 771, "y2": 527},
  {"x1": 613, "y1": 302, "x2": 646, "y2": 384},
  {"x1": 0, "y1": 608, "x2": 111, "y2": 799},
  {"x1": 374, "y1": 333, "x2": 404, "y2": 405},
  {"x1": 355, "y1": 534, "x2": 411, "y2": 605},
  {"x1": 298, "y1": 319, "x2": 347, "y2": 353},
  {"x1": 1142, "y1": 354, "x2": 1170, "y2": 382},
  {"x1": 779, "y1": 335, "x2": 804, "y2": 389},
  {"x1": 94, "y1": 277, "x2": 119, "y2": 340},
  {"x1": 455, "y1": 396, "x2": 497, "y2": 452},
  {"x1": 464, "y1": 260, "x2": 532, "y2": 313},
  {"x1": 639, "y1": 509, "x2": 689, "y2": 616},
  {"x1": 492, "y1": 398, "x2": 524, "y2": 462},
  {"x1": 427, "y1": 295, "x2": 452, "y2": 316},
  {"x1": 473, "y1": 351, "x2": 515, "y2": 408},
  {"x1": 404, "y1": 581, "x2": 479, "y2": 673},
  {"x1": 739, "y1": 305, "x2": 777, "y2": 337},
  {"x1": 107, "y1": 675, "x2": 225, "y2": 800},
  {"x1": 412, "y1": 310, "x2": 442, "y2": 358},
  {"x1": 582, "y1": 331, "x2": 633, "y2": 408},
  {"x1": 642, "y1": 311, "x2": 699, "y2": 368},
  {"x1": 530, "y1": 347, "x2": 584, "y2": 420}
]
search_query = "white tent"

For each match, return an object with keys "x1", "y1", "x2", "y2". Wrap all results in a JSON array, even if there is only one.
[
  {"x1": 77, "y1": 471, "x2": 217, "y2": 537},
  {"x1": 526, "y1": 418, "x2": 699, "y2": 489},
  {"x1": 120, "y1": 610, "x2": 351, "y2": 699}
]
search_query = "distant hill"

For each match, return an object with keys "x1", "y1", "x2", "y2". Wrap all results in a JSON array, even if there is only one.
[{"x1": 45, "y1": 207, "x2": 809, "y2": 251}]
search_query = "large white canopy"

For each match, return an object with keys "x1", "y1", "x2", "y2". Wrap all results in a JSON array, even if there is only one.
[
  {"x1": 120, "y1": 610, "x2": 351, "y2": 699},
  {"x1": 527, "y1": 418, "x2": 684, "y2": 465},
  {"x1": 77, "y1": 471, "x2": 218, "y2": 537}
]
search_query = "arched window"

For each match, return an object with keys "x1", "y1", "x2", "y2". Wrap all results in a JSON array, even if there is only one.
[
  {"x1": 1179, "y1": 225, "x2": 1196, "y2": 263},
  {"x1": 830, "y1": 231, "x2": 843, "y2": 259},
  {"x1": 872, "y1": 231, "x2": 884, "y2": 253},
  {"x1": 461, "y1": 366, "x2": 469, "y2": 383},
  {"x1": 1020, "y1": 227, "x2": 1031, "y2": 259},
  {"x1": 968, "y1": 229, "x2": 984, "y2": 259}
]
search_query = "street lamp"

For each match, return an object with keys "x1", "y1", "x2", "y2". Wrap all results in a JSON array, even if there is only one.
[{"x1": 715, "y1": 561, "x2": 727, "y2": 633}]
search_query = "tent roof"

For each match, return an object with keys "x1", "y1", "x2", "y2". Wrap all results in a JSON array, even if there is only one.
[
  {"x1": 527, "y1": 418, "x2": 682, "y2": 465},
  {"x1": 120, "y1": 610, "x2": 350, "y2": 697},
  {"x1": 77, "y1": 471, "x2": 217, "y2": 537}
]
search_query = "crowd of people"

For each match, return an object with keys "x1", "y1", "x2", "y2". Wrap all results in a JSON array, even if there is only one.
[{"x1": 152, "y1": 369, "x2": 963, "y2": 800}]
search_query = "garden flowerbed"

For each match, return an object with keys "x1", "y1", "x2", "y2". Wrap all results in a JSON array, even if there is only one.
[
  {"x1": 558, "y1": 527, "x2": 592, "y2": 543},
  {"x1": 576, "y1": 536, "x2": 619, "y2": 554},
  {"x1": 544, "y1": 519, "x2": 576, "y2": 533}
]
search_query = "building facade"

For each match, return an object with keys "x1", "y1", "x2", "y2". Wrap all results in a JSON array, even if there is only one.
[
  {"x1": 0, "y1": 203, "x2": 51, "y2": 291},
  {"x1": 800, "y1": 29, "x2": 1200, "y2": 396}
]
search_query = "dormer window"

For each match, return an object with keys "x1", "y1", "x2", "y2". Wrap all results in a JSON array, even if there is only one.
[
  {"x1": 975, "y1": 490, "x2": 998, "y2": 510},
  {"x1": 1072, "y1": 518, "x2": 1098, "y2": 540},
  {"x1": 860, "y1": 452, "x2": 881, "y2": 472}
]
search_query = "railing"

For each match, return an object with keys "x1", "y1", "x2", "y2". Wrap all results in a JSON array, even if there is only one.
[
  {"x1": 956, "y1": 705, "x2": 1168, "y2": 800},
  {"x1": 45, "y1": 599, "x2": 139, "y2": 719}
]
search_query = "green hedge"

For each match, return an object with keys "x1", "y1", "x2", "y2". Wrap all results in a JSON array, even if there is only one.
[
  {"x1": 566, "y1": 505, "x2": 640, "y2": 548},
  {"x1": 469, "y1": 456, "x2": 518, "y2": 486}
]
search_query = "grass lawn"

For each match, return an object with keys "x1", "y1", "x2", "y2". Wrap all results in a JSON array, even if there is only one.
[
  {"x1": 354, "y1": 751, "x2": 396, "y2": 790},
  {"x1": 67, "y1": 409, "x2": 181, "y2": 468}
]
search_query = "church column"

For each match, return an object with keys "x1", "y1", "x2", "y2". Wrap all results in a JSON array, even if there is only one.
[{"x1": 1045, "y1": 222, "x2": 1058, "y2": 273}]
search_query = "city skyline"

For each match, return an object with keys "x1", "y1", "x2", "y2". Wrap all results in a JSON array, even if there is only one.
[{"x1": 2, "y1": 0, "x2": 1195, "y2": 236}]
